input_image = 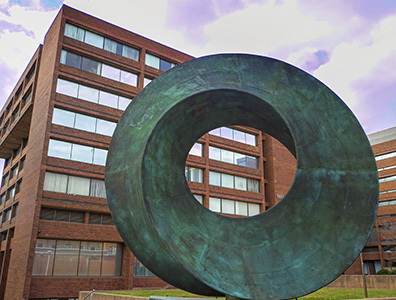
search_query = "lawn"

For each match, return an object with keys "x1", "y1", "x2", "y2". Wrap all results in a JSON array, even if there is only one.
[{"x1": 104, "y1": 288, "x2": 396, "y2": 299}]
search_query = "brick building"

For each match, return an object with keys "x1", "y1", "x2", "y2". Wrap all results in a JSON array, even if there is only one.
[{"x1": 0, "y1": 5, "x2": 296, "y2": 299}]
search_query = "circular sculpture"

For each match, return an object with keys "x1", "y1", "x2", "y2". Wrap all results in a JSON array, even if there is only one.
[{"x1": 105, "y1": 54, "x2": 379, "y2": 300}]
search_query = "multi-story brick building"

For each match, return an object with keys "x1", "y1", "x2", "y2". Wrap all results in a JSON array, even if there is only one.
[{"x1": 0, "y1": 5, "x2": 296, "y2": 299}]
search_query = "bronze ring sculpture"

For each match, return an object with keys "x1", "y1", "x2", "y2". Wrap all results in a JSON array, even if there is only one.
[{"x1": 105, "y1": 54, "x2": 378, "y2": 300}]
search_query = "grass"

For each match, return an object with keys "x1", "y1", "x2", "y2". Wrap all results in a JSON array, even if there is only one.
[{"x1": 103, "y1": 288, "x2": 396, "y2": 299}]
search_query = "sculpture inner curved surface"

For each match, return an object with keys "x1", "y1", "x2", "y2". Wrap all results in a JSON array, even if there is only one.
[{"x1": 105, "y1": 54, "x2": 379, "y2": 300}]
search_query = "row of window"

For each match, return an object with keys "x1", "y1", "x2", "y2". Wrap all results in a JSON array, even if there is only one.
[
  {"x1": 209, "y1": 146, "x2": 258, "y2": 169},
  {"x1": 133, "y1": 259, "x2": 155, "y2": 277},
  {"x1": 52, "y1": 108, "x2": 117, "y2": 137},
  {"x1": 209, "y1": 171, "x2": 260, "y2": 193},
  {"x1": 379, "y1": 200, "x2": 396, "y2": 207},
  {"x1": 65, "y1": 23, "x2": 139, "y2": 61},
  {"x1": 2, "y1": 157, "x2": 24, "y2": 187},
  {"x1": 379, "y1": 175, "x2": 396, "y2": 183},
  {"x1": 0, "y1": 180, "x2": 22, "y2": 204},
  {"x1": 32, "y1": 239, "x2": 122, "y2": 277},
  {"x1": 40, "y1": 207, "x2": 113, "y2": 225},
  {"x1": 378, "y1": 165, "x2": 396, "y2": 172},
  {"x1": 48, "y1": 139, "x2": 107, "y2": 166},
  {"x1": 380, "y1": 189, "x2": 396, "y2": 195},
  {"x1": 61, "y1": 50, "x2": 137, "y2": 86},
  {"x1": 145, "y1": 53, "x2": 176, "y2": 72},
  {"x1": 210, "y1": 127, "x2": 256, "y2": 146},
  {"x1": 376, "y1": 151, "x2": 396, "y2": 161},
  {"x1": 56, "y1": 78, "x2": 132, "y2": 110},
  {"x1": 43, "y1": 172, "x2": 106, "y2": 198},
  {"x1": 209, "y1": 197, "x2": 260, "y2": 216},
  {"x1": 0, "y1": 205, "x2": 15, "y2": 224},
  {"x1": 185, "y1": 166, "x2": 203, "y2": 183}
]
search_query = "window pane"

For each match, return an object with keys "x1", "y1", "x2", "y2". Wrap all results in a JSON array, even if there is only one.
[
  {"x1": 145, "y1": 53, "x2": 160, "y2": 69},
  {"x1": 101, "y1": 64, "x2": 120, "y2": 81},
  {"x1": 120, "y1": 71, "x2": 137, "y2": 86},
  {"x1": 55, "y1": 209, "x2": 70, "y2": 222},
  {"x1": 143, "y1": 77, "x2": 152, "y2": 87},
  {"x1": 53, "y1": 240, "x2": 80, "y2": 276},
  {"x1": 52, "y1": 108, "x2": 75, "y2": 128},
  {"x1": 104, "y1": 38, "x2": 117, "y2": 53},
  {"x1": 235, "y1": 176, "x2": 247, "y2": 191},
  {"x1": 99, "y1": 91, "x2": 118, "y2": 108},
  {"x1": 81, "y1": 57, "x2": 101, "y2": 75},
  {"x1": 189, "y1": 143, "x2": 202, "y2": 156},
  {"x1": 122, "y1": 45, "x2": 139, "y2": 61},
  {"x1": 247, "y1": 178, "x2": 259, "y2": 193},
  {"x1": 222, "y1": 199, "x2": 235, "y2": 214},
  {"x1": 101, "y1": 243, "x2": 122, "y2": 276},
  {"x1": 248, "y1": 203, "x2": 260, "y2": 216},
  {"x1": 43, "y1": 172, "x2": 68, "y2": 193},
  {"x1": 40, "y1": 207, "x2": 55, "y2": 220},
  {"x1": 209, "y1": 171, "x2": 221, "y2": 186},
  {"x1": 221, "y1": 173, "x2": 234, "y2": 189},
  {"x1": 246, "y1": 156, "x2": 258, "y2": 169},
  {"x1": 67, "y1": 175, "x2": 90, "y2": 196},
  {"x1": 89, "y1": 213, "x2": 102, "y2": 224},
  {"x1": 93, "y1": 148, "x2": 108, "y2": 166},
  {"x1": 56, "y1": 79, "x2": 78, "y2": 98},
  {"x1": 84, "y1": 31, "x2": 104, "y2": 48},
  {"x1": 79, "y1": 241, "x2": 102, "y2": 276},
  {"x1": 64, "y1": 23, "x2": 78, "y2": 39},
  {"x1": 193, "y1": 194, "x2": 203, "y2": 204},
  {"x1": 32, "y1": 239, "x2": 56, "y2": 276},
  {"x1": 209, "y1": 197, "x2": 221, "y2": 212},
  {"x1": 160, "y1": 59, "x2": 172, "y2": 71},
  {"x1": 210, "y1": 128, "x2": 221, "y2": 137},
  {"x1": 70, "y1": 211, "x2": 85, "y2": 223},
  {"x1": 236, "y1": 201, "x2": 248, "y2": 216},
  {"x1": 118, "y1": 96, "x2": 132, "y2": 110},
  {"x1": 221, "y1": 149, "x2": 234, "y2": 164},
  {"x1": 246, "y1": 133, "x2": 256, "y2": 146},
  {"x1": 96, "y1": 119, "x2": 116, "y2": 136},
  {"x1": 235, "y1": 153, "x2": 246, "y2": 166},
  {"x1": 71, "y1": 144, "x2": 93, "y2": 164},
  {"x1": 102, "y1": 214, "x2": 114, "y2": 225},
  {"x1": 221, "y1": 127, "x2": 233, "y2": 140},
  {"x1": 78, "y1": 85, "x2": 99, "y2": 103},
  {"x1": 48, "y1": 140, "x2": 72, "y2": 160},
  {"x1": 64, "y1": 51, "x2": 82, "y2": 69},
  {"x1": 209, "y1": 146, "x2": 220, "y2": 161},
  {"x1": 190, "y1": 168, "x2": 203, "y2": 183},
  {"x1": 75, "y1": 114, "x2": 96, "y2": 133},
  {"x1": 90, "y1": 179, "x2": 106, "y2": 198},
  {"x1": 234, "y1": 130, "x2": 246, "y2": 143}
]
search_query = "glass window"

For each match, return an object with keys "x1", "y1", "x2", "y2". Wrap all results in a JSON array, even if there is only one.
[
  {"x1": 8, "y1": 186, "x2": 15, "y2": 199},
  {"x1": 48, "y1": 140, "x2": 72, "y2": 160},
  {"x1": 145, "y1": 53, "x2": 160, "y2": 69},
  {"x1": 221, "y1": 149, "x2": 234, "y2": 164},
  {"x1": 93, "y1": 148, "x2": 108, "y2": 166},
  {"x1": 79, "y1": 241, "x2": 103, "y2": 276},
  {"x1": 70, "y1": 211, "x2": 85, "y2": 223},
  {"x1": 64, "y1": 23, "x2": 84, "y2": 41},
  {"x1": 56, "y1": 78, "x2": 78, "y2": 98},
  {"x1": 99, "y1": 91, "x2": 118, "y2": 108},
  {"x1": 90, "y1": 179, "x2": 106, "y2": 198},
  {"x1": 120, "y1": 70, "x2": 138, "y2": 86},
  {"x1": 209, "y1": 197, "x2": 221, "y2": 212},
  {"x1": 248, "y1": 203, "x2": 260, "y2": 216},
  {"x1": 118, "y1": 96, "x2": 132, "y2": 110},
  {"x1": 185, "y1": 167, "x2": 203, "y2": 183},
  {"x1": 44, "y1": 172, "x2": 68, "y2": 193},
  {"x1": 55, "y1": 209, "x2": 70, "y2": 222},
  {"x1": 84, "y1": 31, "x2": 104, "y2": 48},
  {"x1": 52, "y1": 108, "x2": 75, "y2": 127},
  {"x1": 222, "y1": 199, "x2": 235, "y2": 214},
  {"x1": 236, "y1": 201, "x2": 248, "y2": 216},
  {"x1": 221, "y1": 127, "x2": 233, "y2": 140},
  {"x1": 32, "y1": 239, "x2": 56, "y2": 276},
  {"x1": 101, "y1": 64, "x2": 120, "y2": 81},
  {"x1": 101, "y1": 243, "x2": 122, "y2": 276},
  {"x1": 235, "y1": 176, "x2": 247, "y2": 191},
  {"x1": 210, "y1": 128, "x2": 221, "y2": 137},
  {"x1": 160, "y1": 60, "x2": 172, "y2": 71},
  {"x1": 143, "y1": 77, "x2": 152, "y2": 87},
  {"x1": 122, "y1": 45, "x2": 139, "y2": 61},
  {"x1": 247, "y1": 178, "x2": 259, "y2": 193},
  {"x1": 209, "y1": 171, "x2": 221, "y2": 186},
  {"x1": 221, "y1": 173, "x2": 234, "y2": 189},
  {"x1": 246, "y1": 133, "x2": 256, "y2": 146},
  {"x1": 209, "y1": 146, "x2": 220, "y2": 160},
  {"x1": 71, "y1": 144, "x2": 93, "y2": 164},
  {"x1": 246, "y1": 156, "x2": 258, "y2": 169},
  {"x1": 53, "y1": 240, "x2": 80, "y2": 276},
  {"x1": 75, "y1": 114, "x2": 96, "y2": 133},
  {"x1": 40, "y1": 208, "x2": 55, "y2": 220},
  {"x1": 193, "y1": 194, "x2": 203, "y2": 204},
  {"x1": 189, "y1": 143, "x2": 202, "y2": 157},
  {"x1": 235, "y1": 153, "x2": 246, "y2": 166},
  {"x1": 62, "y1": 50, "x2": 81, "y2": 69},
  {"x1": 104, "y1": 38, "x2": 117, "y2": 53},
  {"x1": 67, "y1": 175, "x2": 90, "y2": 196},
  {"x1": 96, "y1": 119, "x2": 116, "y2": 136},
  {"x1": 81, "y1": 57, "x2": 101, "y2": 75},
  {"x1": 234, "y1": 130, "x2": 245, "y2": 143},
  {"x1": 78, "y1": 85, "x2": 99, "y2": 103}
]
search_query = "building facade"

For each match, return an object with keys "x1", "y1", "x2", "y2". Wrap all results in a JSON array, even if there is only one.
[{"x1": 0, "y1": 6, "x2": 296, "y2": 299}]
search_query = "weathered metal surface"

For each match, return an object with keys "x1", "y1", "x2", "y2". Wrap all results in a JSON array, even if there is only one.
[{"x1": 105, "y1": 54, "x2": 379, "y2": 300}]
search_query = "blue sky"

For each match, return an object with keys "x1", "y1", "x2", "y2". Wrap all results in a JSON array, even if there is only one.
[{"x1": 1, "y1": 0, "x2": 396, "y2": 134}]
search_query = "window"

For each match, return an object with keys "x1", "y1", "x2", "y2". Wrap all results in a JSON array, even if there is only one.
[
  {"x1": 89, "y1": 213, "x2": 114, "y2": 225},
  {"x1": 193, "y1": 194, "x2": 203, "y2": 204},
  {"x1": 2, "y1": 173, "x2": 9, "y2": 187},
  {"x1": 65, "y1": 23, "x2": 139, "y2": 61},
  {"x1": 40, "y1": 207, "x2": 85, "y2": 223},
  {"x1": 185, "y1": 166, "x2": 203, "y2": 183},
  {"x1": 380, "y1": 189, "x2": 396, "y2": 195},
  {"x1": 188, "y1": 143, "x2": 203, "y2": 157},
  {"x1": 379, "y1": 200, "x2": 396, "y2": 207},
  {"x1": 143, "y1": 77, "x2": 152, "y2": 87},
  {"x1": 0, "y1": 193, "x2": 5, "y2": 205},
  {"x1": 61, "y1": 50, "x2": 138, "y2": 87},
  {"x1": 376, "y1": 151, "x2": 396, "y2": 161},
  {"x1": 210, "y1": 127, "x2": 257, "y2": 146},
  {"x1": 56, "y1": 78, "x2": 132, "y2": 111},
  {"x1": 48, "y1": 139, "x2": 107, "y2": 166},
  {"x1": 145, "y1": 53, "x2": 176, "y2": 71},
  {"x1": 11, "y1": 165, "x2": 18, "y2": 178},
  {"x1": 209, "y1": 197, "x2": 260, "y2": 216},
  {"x1": 33, "y1": 239, "x2": 122, "y2": 277},
  {"x1": 7, "y1": 185, "x2": 15, "y2": 200},
  {"x1": 379, "y1": 175, "x2": 396, "y2": 183},
  {"x1": 209, "y1": 146, "x2": 258, "y2": 169},
  {"x1": 209, "y1": 171, "x2": 259, "y2": 192},
  {"x1": 43, "y1": 172, "x2": 106, "y2": 198},
  {"x1": 4, "y1": 208, "x2": 12, "y2": 221},
  {"x1": 134, "y1": 258, "x2": 155, "y2": 277}
]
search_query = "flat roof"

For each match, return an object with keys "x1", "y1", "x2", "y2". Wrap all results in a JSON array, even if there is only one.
[{"x1": 368, "y1": 126, "x2": 396, "y2": 145}]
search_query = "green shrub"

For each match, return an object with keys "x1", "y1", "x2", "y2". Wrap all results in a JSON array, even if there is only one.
[
  {"x1": 376, "y1": 269, "x2": 391, "y2": 275},
  {"x1": 391, "y1": 269, "x2": 396, "y2": 275}
]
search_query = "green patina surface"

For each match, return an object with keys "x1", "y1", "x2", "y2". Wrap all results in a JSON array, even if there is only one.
[{"x1": 105, "y1": 54, "x2": 379, "y2": 300}]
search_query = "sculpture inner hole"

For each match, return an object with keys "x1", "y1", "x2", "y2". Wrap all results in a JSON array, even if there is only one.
[{"x1": 186, "y1": 126, "x2": 296, "y2": 218}]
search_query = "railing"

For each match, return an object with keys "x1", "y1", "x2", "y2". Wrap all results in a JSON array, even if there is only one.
[{"x1": 83, "y1": 289, "x2": 95, "y2": 300}]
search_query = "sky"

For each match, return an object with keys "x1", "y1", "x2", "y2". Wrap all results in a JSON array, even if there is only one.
[{"x1": 0, "y1": 0, "x2": 396, "y2": 135}]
